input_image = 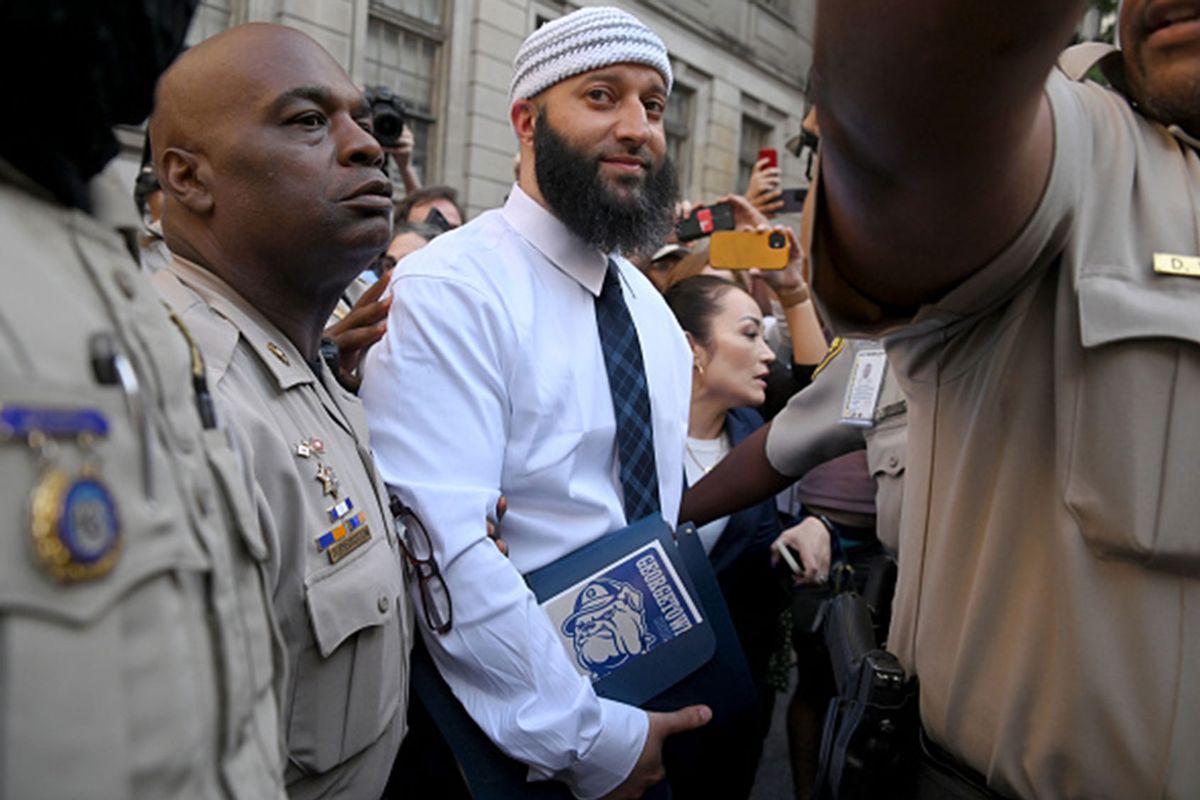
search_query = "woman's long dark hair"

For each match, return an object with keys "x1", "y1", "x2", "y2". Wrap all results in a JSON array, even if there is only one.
[{"x1": 664, "y1": 275, "x2": 744, "y2": 347}]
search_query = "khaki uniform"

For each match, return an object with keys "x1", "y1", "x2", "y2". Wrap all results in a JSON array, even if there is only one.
[
  {"x1": 0, "y1": 163, "x2": 285, "y2": 799},
  {"x1": 153, "y1": 256, "x2": 412, "y2": 800},
  {"x1": 812, "y1": 51, "x2": 1200, "y2": 798},
  {"x1": 766, "y1": 338, "x2": 907, "y2": 552}
]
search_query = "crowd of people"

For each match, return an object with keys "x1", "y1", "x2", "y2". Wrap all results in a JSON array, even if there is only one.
[{"x1": 3, "y1": 1, "x2": 1198, "y2": 799}]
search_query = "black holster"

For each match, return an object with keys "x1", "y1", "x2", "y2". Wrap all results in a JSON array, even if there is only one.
[{"x1": 813, "y1": 590, "x2": 918, "y2": 800}]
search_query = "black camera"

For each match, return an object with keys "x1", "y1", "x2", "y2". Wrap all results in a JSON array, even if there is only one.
[
  {"x1": 768, "y1": 231, "x2": 787, "y2": 249},
  {"x1": 364, "y1": 85, "x2": 408, "y2": 148}
]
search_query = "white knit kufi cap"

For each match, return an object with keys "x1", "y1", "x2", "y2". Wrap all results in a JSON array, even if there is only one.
[{"x1": 509, "y1": 6, "x2": 673, "y2": 101}]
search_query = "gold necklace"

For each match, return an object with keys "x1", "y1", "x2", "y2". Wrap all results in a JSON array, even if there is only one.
[{"x1": 685, "y1": 436, "x2": 725, "y2": 475}]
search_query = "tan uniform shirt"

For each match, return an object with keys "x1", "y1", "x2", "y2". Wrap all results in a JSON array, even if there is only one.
[
  {"x1": 153, "y1": 257, "x2": 412, "y2": 800},
  {"x1": 0, "y1": 165, "x2": 285, "y2": 799},
  {"x1": 766, "y1": 339, "x2": 907, "y2": 552},
  {"x1": 812, "y1": 59, "x2": 1200, "y2": 797}
]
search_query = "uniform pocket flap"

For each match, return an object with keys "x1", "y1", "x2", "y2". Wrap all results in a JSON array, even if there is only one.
[
  {"x1": 866, "y1": 439, "x2": 905, "y2": 477},
  {"x1": 1078, "y1": 273, "x2": 1200, "y2": 349},
  {"x1": 305, "y1": 536, "x2": 401, "y2": 659}
]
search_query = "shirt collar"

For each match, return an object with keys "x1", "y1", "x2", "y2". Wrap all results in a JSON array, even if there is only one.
[
  {"x1": 166, "y1": 254, "x2": 315, "y2": 390},
  {"x1": 501, "y1": 183, "x2": 610, "y2": 296}
]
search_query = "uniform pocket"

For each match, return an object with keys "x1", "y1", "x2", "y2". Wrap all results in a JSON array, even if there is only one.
[
  {"x1": 865, "y1": 415, "x2": 907, "y2": 554},
  {"x1": 288, "y1": 534, "x2": 404, "y2": 774},
  {"x1": 1064, "y1": 273, "x2": 1200, "y2": 569},
  {"x1": 0, "y1": 379, "x2": 215, "y2": 798}
]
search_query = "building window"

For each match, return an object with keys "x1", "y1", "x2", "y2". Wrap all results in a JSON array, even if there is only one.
[
  {"x1": 664, "y1": 86, "x2": 694, "y2": 193},
  {"x1": 365, "y1": 0, "x2": 446, "y2": 183},
  {"x1": 738, "y1": 116, "x2": 772, "y2": 195}
]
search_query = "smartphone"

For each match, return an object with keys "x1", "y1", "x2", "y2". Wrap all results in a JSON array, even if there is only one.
[
  {"x1": 676, "y1": 201, "x2": 735, "y2": 242},
  {"x1": 757, "y1": 147, "x2": 778, "y2": 170},
  {"x1": 777, "y1": 187, "x2": 809, "y2": 214},
  {"x1": 773, "y1": 540, "x2": 803, "y2": 575},
  {"x1": 709, "y1": 230, "x2": 790, "y2": 270}
]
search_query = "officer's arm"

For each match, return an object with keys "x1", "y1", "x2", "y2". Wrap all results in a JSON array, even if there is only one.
[
  {"x1": 680, "y1": 424, "x2": 792, "y2": 527},
  {"x1": 812, "y1": 0, "x2": 1087, "y2": 308}
]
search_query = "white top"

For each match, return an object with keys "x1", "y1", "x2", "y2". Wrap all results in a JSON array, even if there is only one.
[
  {"x1": 683, "y1": 435, "x2": 731, "y2": 553},
  {"x1": 360, "y1": 184, "x2": 691, "y2": 799}
]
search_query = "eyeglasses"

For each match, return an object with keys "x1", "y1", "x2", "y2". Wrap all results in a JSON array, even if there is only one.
[{"x1": 389, "y1": 494, "x2": 453, "y2": 634}]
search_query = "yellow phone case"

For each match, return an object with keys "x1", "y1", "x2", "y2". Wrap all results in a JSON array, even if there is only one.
[{"x1": 708, "y1": 231, "x2": 790, "y2": 270}]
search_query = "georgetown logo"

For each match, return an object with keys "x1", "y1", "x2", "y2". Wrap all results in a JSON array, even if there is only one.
[{"x1": 562, "y1": 577, "x2": 657, "y2": 679}]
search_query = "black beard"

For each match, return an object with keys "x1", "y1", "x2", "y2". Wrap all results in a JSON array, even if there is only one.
[{"x1": 533, "y1": 116, "x2": 677, "y2": 258}]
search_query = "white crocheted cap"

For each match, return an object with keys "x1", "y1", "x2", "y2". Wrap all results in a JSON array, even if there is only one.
[{"x1": 509, "y1": 6, "x2": 672, "y2": 101}]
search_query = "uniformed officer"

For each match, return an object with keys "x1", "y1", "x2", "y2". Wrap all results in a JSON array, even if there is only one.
[
  {"x1": 148, "y1": 24, "x2": 412, "y2": 800},
  {"x1": 679, "y1": 335, "x2": 907, "y2": 800},
  {"x1": 0, "y1": 3, "x2": 286, "y2": 799},
  {"x1": 810, "y1": 1, "x2": 1200, "y2": 796}
]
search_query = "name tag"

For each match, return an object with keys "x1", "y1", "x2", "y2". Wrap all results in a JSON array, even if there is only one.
[
  {"x1": 840, "y1": 347, "x2": 887, "y2": 428},
  {"x1": 1153, "y1": 253, "x2": 1200, "y2": 278}
]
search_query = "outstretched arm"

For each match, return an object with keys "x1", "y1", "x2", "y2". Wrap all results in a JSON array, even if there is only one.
[
  {"x1": 680, "y1": 424, "x2": 792, "y2": 527},
  {"x1": 813, "y1": 1, "x2": 1087, "y2": 308}
]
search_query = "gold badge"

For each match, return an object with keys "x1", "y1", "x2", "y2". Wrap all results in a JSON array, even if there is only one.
[
  {"x1": 3, "y1": 407, "x2": 121, "y2": 584},
  {"x1": 266, "y1": 342, "x2": 291, "y2": 365},
  {"x1": 1153, "y1": 253, "x2": 1200, "y2": 278},
  {"x1": 31, "y1": 467, "x2": 122, "y2": 583}
]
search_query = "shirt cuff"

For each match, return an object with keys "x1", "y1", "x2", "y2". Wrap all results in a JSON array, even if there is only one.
[{"x1": 555, "y1": 699, "x2": 648, "y2": 800}]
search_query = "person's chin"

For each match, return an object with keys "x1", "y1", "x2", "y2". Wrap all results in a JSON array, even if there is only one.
[{"x1": 743, "y1": 386, "x2": 767, "y2": 407}]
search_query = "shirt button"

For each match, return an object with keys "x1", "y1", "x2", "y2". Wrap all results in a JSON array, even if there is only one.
[
  {"x1": 887, "y1": 454, "x2": 900, "y2": 469},
  {"x1": 377, "y1": 594, "x2": 390, "y2": 614}
]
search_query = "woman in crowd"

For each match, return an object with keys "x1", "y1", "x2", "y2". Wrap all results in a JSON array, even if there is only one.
[{"x1": 663, "y1": 223, "x2": 821, "y2": 796}]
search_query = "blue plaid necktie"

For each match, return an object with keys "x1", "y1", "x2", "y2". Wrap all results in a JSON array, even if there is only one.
[{"x1": 595, "y1": 259, "x2": 660, "y2": 522}]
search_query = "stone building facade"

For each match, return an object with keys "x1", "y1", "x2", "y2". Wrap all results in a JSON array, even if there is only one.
[{"x1": 116, "y1": 0, "x2": 814, "y2": 218}]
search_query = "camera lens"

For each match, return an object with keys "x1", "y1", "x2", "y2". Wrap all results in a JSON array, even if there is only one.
[
  {"x1": 768, "y1": 232, "x2": 786, "y2": 249},
  {"x1": 373, "y1": 108, "x2": 404, "y2": 148}
]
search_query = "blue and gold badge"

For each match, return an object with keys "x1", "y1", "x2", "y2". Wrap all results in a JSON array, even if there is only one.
[
  {"x1": 31, "y1": 468, "x2": 121, "y2": 583},
  {"x1": 3, "y1": 406, "x2": 122, "y2": 583}
]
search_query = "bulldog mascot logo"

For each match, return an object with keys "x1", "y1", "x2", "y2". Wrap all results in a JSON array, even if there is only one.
[{"x1": 561, "y1": 577, "x2": 658, "y2": 679}]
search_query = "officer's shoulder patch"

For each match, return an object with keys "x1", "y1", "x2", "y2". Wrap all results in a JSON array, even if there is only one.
[{"x1": 810, "y1": 337, "x2": 846, "y2": 380}]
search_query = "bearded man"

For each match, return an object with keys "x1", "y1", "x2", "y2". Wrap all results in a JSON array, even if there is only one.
[{"x1": 360, "y1": 7, "x2": 709, "y2": 799}]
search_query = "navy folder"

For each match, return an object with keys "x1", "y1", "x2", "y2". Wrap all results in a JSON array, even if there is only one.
[{"x1": 410, "y1": 517, "x2": 757, "y2": 799}]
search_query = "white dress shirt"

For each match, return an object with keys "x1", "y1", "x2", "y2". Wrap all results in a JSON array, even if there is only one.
[{"x1": 360, "y1": 184, "x2": 691, "y2": 799}]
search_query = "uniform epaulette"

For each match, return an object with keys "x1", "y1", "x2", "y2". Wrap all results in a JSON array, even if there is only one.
[{"x1": 810, "y1": 337, "x2": 845, "y2": 380}]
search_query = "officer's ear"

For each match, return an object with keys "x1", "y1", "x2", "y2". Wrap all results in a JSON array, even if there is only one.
[{"x1": 158, "y1": 147, "x2": 214, "y2": 215}]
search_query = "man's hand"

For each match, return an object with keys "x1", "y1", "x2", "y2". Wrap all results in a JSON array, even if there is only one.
[
  {"x1": 384, "y1": 125, "x2": 422, "y2": 195},
  {"x1": 716, "y1": 192, "x2": 768, "y2": 230},
  {"x1": 744, "y1": 157, "x2": 783, "y2": 216},
  {"x1": 323, "y1": 273, "x2": 391, "y2": 392},
  {"x1": 486, "y1": 494, "x2": 508, "y2": 557},
  {"x1": 384, "y1": 125, "x2": 415, "y2": 172},
  {"x1": 773, "y1": 517, "x2": 832, "y2": 586},
  {"x1": 600, "y1": 705, "x2": 712, "y2": 799},
  {"x1": 716, "y1": 195, "x2": 809, "y2": 304},
  {"x1": 755, "y1": 225, "x2": 807, "y2": 296}
]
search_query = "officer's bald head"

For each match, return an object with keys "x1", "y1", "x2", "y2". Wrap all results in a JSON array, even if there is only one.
[
  {"x1": 149, "y1": 23, "x2": 389, "y2": 300},
  {"x1": 151, "y1": 24, "x2": 353, "y2": 167}
]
